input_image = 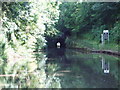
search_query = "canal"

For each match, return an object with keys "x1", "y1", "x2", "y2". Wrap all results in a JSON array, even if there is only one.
[{"x1": 0, "y1": 48, "x2": 119, "y2": 88}]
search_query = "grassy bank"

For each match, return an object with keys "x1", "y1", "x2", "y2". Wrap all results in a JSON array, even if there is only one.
[{"x1": 65, "y1": 36, "x2": 119, "y2": 52}]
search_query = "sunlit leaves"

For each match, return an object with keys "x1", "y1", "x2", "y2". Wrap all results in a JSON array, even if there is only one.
[
  {"x1": 45, "y1": 26, "x2": 61, "y2": 38},
  {"x1": 2, "y1": 2, "x2": 38, "y2": 44}
]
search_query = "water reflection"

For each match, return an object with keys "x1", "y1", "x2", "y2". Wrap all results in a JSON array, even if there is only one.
[
  {"x1": 101, "y1": 56, "x2": 110, "y2": 74},
  {"x1": 0, "y1": 52, "x2": 48, "y2": 88},
  {"x1": 0, "y1": 48, "x2": 119, "y2": 88},
  {"x1": 46, "y1": 48, "x2": 119, "y2": 88}
]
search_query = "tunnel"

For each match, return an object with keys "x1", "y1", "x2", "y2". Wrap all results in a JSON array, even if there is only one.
[
  {"x1": 46, "y1": 37, "x2": 66, "y2": 48},
  {"x1": 55, "y1": 38, "x2": 66, "y2": 48}
]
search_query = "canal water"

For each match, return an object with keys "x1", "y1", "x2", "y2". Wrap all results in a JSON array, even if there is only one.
[{"x1": 0, "y1": 48, "x2": 119, "y2": 88}]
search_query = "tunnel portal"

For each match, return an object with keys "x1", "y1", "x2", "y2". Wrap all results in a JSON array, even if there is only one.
[{"x1": 55, "y1": 38, "x2": 66, "y2": 48}]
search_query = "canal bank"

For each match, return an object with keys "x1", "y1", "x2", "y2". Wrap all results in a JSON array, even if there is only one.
[
  {"x1": 65, "y1": 38, "x2": 120, "y2": 57},
  {"x1": 68, "y1": 47, "x2": 120, "y2": 57}
]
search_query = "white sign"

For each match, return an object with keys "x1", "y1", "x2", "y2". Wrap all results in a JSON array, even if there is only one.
[
  {"x1": 103, "y1": 30, "x2": 109, "y2": 41},
  {"x1": 101, "y1": 30, "x2": 109, "y2": 44}
]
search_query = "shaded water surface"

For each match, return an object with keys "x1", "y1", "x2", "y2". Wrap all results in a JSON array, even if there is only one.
[
  {"x1": 46, "y1": 48, "x2": 120, "y2": 88},
  {"x1": 0, "y1": 48, "x2": 119, "y2": 88}
]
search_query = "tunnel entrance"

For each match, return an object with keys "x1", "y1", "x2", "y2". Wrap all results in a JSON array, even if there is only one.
[
  {"x1": 45, "y1": 32, "x2": 66, "y2": 48},
  {"x1": 46, "y1": 37, "x2": 66, "y2": 48},
  {"x1": 55, "y1": 38, "x2": 66, "y2": 48}
]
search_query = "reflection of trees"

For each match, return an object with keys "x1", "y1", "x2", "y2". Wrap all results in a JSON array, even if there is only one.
[
  {"x1": 100, "y1": 55, "x2": 119, "y2": 81},
  {"x1": 46, "y1": 48, "x2": 71, "y2": 66},
  {"x1": 46, "y1": 48, "x2": 65, "y2": 58},
  {"x1": 46, "y1": 49, "x2": 119, "y2": 88},
  {"x1": 0, "y1": 52, "x2": 48, "y2": 88},
  {"x1": 59, "y1": 55, "x2": 117, "y2": 88},
  {"x1": 45, "y1": 48, "x2": 68, "y2": 88}
]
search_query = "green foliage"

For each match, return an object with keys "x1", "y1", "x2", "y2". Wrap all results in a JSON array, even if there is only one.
[
  {"x1": 0, "y1": 42, "x2": 7, "y2": 61},
  {"x1": 42, "y1": 2, "x2": 62, "y2": 47},
  {"x1": 57, "y1": 2, "x2": 120, "y2": 48},
  {"x1": 2, "y1": 2, "x2": 37, "y2": 45},
  {"x1": 110, "y1": 21, "x2": 120, "y2": 43},
  {"x1": 0, "y1": 33, "x2": 7, "y2": 61},
  {"x1": 91, "y1": 25, "x2": 106, "y2": 41},
  {"x1": 45, "y1": 25, "x2": 63, "y2": 41},
  {"x1": 0, "y1": 1, "x2": 120, "y2": 88},
  {"x1": 0, "y1": 2, "x2": 62, "y2": 88}
]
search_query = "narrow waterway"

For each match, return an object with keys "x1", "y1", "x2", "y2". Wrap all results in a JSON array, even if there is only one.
[
  {"x1": 0, "y1": 48, "x2": 119, "y2": 88},
  {"x1": 45, "y1": 48, "x2": 120, "y2": 88}
]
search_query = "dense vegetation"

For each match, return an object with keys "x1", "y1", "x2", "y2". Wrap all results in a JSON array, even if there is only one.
[
  {"x1": 0, "y1": 1, "x2": 60, "y2": 88},
  {"x1": 46, "y1": 2, "x2": 120, "y2": 50},
  {"x1": 0, "y1": 1, "x2": 120, "y2": 88},
  {"x1": 62, "y1": 2, "x2": 120, "y2": 42}
]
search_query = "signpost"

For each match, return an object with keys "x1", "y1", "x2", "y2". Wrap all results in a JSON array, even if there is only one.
[{"x1": 101, "y1": 30, "x2": 109, "y2": 44}]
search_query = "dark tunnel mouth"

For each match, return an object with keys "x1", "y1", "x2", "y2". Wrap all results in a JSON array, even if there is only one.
[
  {"x1": 46, "y1": 37, "x2": 66, "y2": 48},
  {"x1": 55, "y1": 40, "x2": 66, "y2": 48}
]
